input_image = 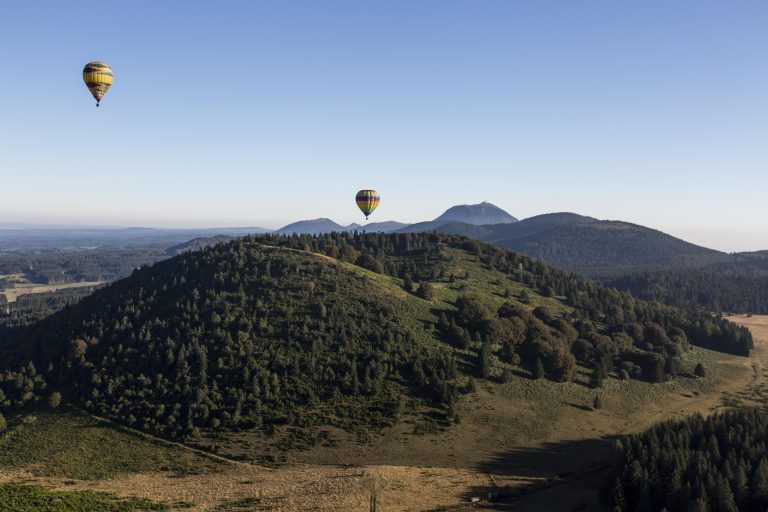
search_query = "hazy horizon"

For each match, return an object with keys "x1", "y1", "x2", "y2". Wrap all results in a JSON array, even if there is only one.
[
  {"x1": 1, "y1": 1, "x2": 766, "y2": 253},
  {"x1": 0, "y1": 204, "x2": 764, "y2": 254}
]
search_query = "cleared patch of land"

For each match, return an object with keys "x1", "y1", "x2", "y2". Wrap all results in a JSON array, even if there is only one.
[
  {"x1": 729, "y1": 314, "x2": 768, "y2": 342},
  {"x1": 0, "y1": 273, "x2": 27, "y2": 282},
  {"x1": 1, "y1": 280, "x2": 104, "y2": 303},
  {"x1": 0, "y1": 408, "x2": 496, "y2": 510},
  {"x1": 0, "y1": 464, "x2": 498, "y2": 512}
]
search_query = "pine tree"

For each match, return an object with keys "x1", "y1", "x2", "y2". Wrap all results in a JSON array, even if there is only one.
[
  {"x1": 711, "y1": 475, "x2": 737, "y2": 512},
  {"x1": 48, "y1": 391, "x2": 62, "y2": 408},
  {"x1": 480, "y1": 342, "x2": 493, "y2": 379},
  {"x1": 687, "y1": 497, "x2": 709, "y2": 512},
  {"x1": 608, "y1": 476, "x2": 625, "y2": 511},
  {"x1": 751, "y1": 458, "x2": 768, "y2": 506},
  {"x1": 590, "y1": 365, "x2": 605, "y2": 388},
  {"x1": 732, "y1": 465, "x2": 748, "y2": 507}
]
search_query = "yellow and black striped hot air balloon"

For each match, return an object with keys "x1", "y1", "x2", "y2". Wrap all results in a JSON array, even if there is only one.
[
  {"x1": 82, "y1": 61, "x2": 113, "y2": 107},
  {"x1": 355, "y1": 189, "x2": 380, "y2": 220}
]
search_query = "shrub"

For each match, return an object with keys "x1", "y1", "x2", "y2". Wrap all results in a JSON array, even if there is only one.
[
  {"x1": 48, "y1": 392, "x2": 62, "y2": 408},
  {"x1": 416, "y1": 282, "x2": 436, "y2": 300},
  {"x1": 355, "y1": 253, "x2": 384, "y2": 274}
]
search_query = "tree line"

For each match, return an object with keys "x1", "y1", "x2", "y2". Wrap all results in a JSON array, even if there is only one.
[
  {"x1": 606, "y1": 271, "x2": 768, "y2": 315},
  {"x1": 609, "y1": 409, "x2": 768, "y2": 512},
  {"x1": 0, "y1": 249, "x2": 163, "y2": 285}
]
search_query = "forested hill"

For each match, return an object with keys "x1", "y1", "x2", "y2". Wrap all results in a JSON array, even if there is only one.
[
  {"x1": 493, "y1": 221, "x2": 726, "y2": 276},
  {"x1": 430, "y1": 214, "x2": 729, "y2": 277},
  {"x1": 408, "y1": 214, "x2": 768, "y2": 313},
  {"x1": 0, "y1": 233, "x2": 752, "y2": 443},
  {"x1": 606, "y1": 271, "x2": 768, "y2": 315},
  {"x1": 604, "y1": 251, "x2": 768, "y2": 314}
]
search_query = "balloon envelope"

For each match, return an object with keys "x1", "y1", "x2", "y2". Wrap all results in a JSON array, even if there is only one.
[
  {"x1": 356, "y1": 189, "x2": 380, "y2": 219},
  {"x1": 83, "y1": 62, "x2": 113, "y2": 106}
]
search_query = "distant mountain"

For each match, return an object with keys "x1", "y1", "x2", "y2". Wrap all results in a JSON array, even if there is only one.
[
  {"x1": 434, "y1": 202, "x2": 518, "y2": 225},
  {"x1": 415, "y1": 213, "x2": 768, "y2": 313},
  {"x1": 401, "y1": 212, "x2": 728, "y2": 277},
  {"x1": 398, "y1": 202, "x2": 517, "y2": 233},
  {"x1": 462, "y1": 214, "x2": 727, "y2": 276},
  {"x1": 493, "y1": 220, "x2": 728, "y2": 276},
  {"x1": 274, "y1": 219, "x2": 410, "y2": 235},
  {"x1": 358, "y1": 221, "x2": 410, "y2": 233},
  {"x1": 165, "y1": 235, "x2": 233, "y2": 256},
  {"x1": 274, "y1": 218, "x2": 349, "y2": 235},
  {"x1": 421, "y1": 221, "x2": 494, "y2": 239},
  {"x1": 480, "y1": 213, "x2": 597, "y2": 243}
]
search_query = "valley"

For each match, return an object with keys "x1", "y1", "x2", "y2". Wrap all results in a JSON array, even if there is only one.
[{"x1": 0, "y1": 316, "x2": 764, "y2": 511}]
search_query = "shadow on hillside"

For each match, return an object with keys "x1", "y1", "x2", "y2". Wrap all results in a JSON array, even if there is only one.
[
  {"x1": 459, "y1": 437, "x2": 617, "y2": 507},
  {"x1": 563, "y1": 401, "x2": 593, "y2": 412},
  {"x1": 475, "y1": 437, "x2": 615, "y2": 476},
  {"x1": 510, "y1": 367, "x2": 532, "y2": 379}
]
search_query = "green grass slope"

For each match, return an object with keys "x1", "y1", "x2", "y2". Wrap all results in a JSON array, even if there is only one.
[
  {"x1": 0, "y1": 406, "x2": 220, "y2": 480},
  {"x1": 0, "y1": 485, "x2": 168, "y2": 512}
]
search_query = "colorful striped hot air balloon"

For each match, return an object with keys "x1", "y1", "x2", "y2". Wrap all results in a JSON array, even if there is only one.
[
  {"x1": 83, "y1": 61, "x2": 113, "y2": 107},
  {"x1": 355, "y1": 189, "x2": 380, "y2": 220}
]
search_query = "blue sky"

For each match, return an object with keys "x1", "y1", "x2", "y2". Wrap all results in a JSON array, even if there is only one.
[{"x1": 0, "y1": 1, "x2": 766, "y2": 251}]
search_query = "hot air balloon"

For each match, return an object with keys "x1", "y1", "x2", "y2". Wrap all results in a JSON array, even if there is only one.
[
  {"x1": 82, "y1": 62, "x2": 113, "y2": 107},
  {"x1": 355, "y1": 189, "x2": 380, "y2": 220}
]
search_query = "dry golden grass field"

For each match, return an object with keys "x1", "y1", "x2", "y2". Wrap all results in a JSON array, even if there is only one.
[{"x1": 1, "y1": 279, "x2": 104, "y2": 303}]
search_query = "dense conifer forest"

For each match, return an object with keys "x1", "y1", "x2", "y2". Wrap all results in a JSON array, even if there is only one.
[
  {"x1": 0, "y1": 287, "x2": 100, "y2": 329},
  {"x1": 433, "y1": 216, "x2": 768, "y2": 315},
  {"x1": 606, "y1": 271, "x2": 768, "y2": 315},
  {"x1": 0, "y1": 233, "x2": 753, "y2": 442},
  {"x1": 489, "y1": 221, "x2": 729, "y2": 276},
  {"x1": 609, "y1": 409, "x2": 768, "y2": 512},
  {"x1": 0, "y1": 249, "x2": 163, "y2": 285}
]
